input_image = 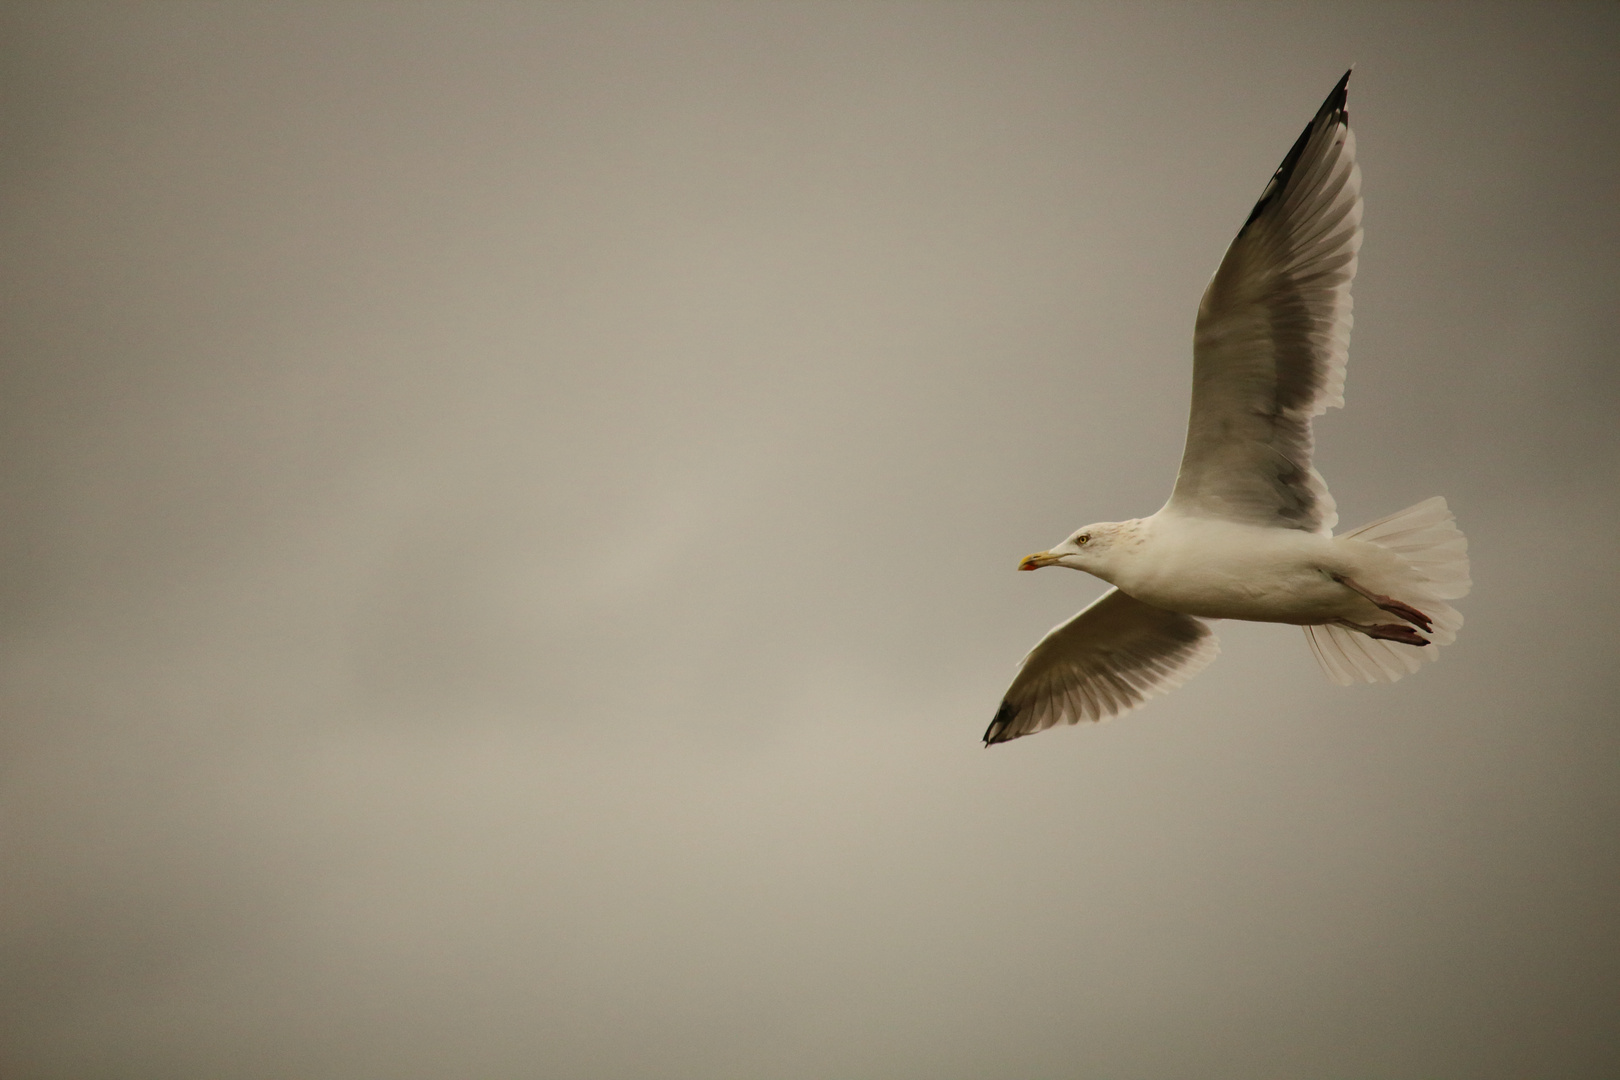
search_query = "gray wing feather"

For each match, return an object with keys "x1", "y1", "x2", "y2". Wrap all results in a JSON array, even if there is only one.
[
  {"x1": 984, "y1": 589, "x2": 1219, "y2": 745},
  {"x1": 1167, "y1": 70, "x2": 1362, "y2": 535}
]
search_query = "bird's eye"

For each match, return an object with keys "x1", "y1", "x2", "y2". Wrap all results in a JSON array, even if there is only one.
[{"x1": 1076, "y1": 533, "x2": 1090, "y2": 545}]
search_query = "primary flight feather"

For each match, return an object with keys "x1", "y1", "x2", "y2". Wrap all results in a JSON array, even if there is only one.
[{"x1": 986, "y1": 71, "x2": 1470, "y2": 746}]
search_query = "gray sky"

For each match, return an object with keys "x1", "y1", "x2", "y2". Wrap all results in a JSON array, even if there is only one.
[{"x1": 3, "y1": 4, "x2": 1618, "y2": 1078}]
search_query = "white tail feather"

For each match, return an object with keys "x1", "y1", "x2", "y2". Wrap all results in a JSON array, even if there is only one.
[{"x1": 1305, "y1": 496, "x2": 1471, "y2": 685}]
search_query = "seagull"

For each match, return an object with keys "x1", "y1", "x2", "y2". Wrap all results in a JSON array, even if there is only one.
[{"x1": 985, "y1": 71, "x2": 1470, "y2": 746}]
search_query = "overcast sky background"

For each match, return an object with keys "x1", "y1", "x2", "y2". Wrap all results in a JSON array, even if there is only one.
[{"x1": 2, "y1": 4, "x2": 1617, "y2": 1078}]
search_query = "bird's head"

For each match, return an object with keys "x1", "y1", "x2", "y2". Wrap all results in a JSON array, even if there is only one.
[{"x1": 1018, "y1": 521, "x2": 1131, "y2": 578}]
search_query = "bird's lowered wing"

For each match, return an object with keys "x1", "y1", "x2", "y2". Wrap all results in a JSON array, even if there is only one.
[
  {"x1": 1165, "y1": 70, "x2": 1362, "y2": 535},
  {"x1": 985, "y1": 588, "x2": 1219, "y2": 745}
]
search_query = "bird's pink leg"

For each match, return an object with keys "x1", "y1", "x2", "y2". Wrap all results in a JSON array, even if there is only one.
[
  {"x1": 1334, "y1": 619, "x2": 1429, "y2": 646},
  {"x1": 1331, "y1": 574, "x2": 1433, "y2": 633}
]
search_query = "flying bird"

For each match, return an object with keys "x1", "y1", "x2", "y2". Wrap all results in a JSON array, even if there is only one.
[{"x1": 986, "y1": 71, "x2": 1470, "y2": 746}]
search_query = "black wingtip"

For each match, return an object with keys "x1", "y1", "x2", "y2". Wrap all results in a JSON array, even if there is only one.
[
  {"x1": 983, "y1": 700, "x2": 1018, "y2": 746},
  {"x1": 1325, "y1": 67, "x2": 1352, "y2": 123},
  {"x1": 1237, "y1": 69, "x2": 1354, "y2": 238}
]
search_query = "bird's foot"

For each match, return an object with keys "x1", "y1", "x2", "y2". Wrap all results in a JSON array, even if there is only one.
[
  {"x1": 1331, "y1": 574, "x2": 1433, "y2": 633},
  {"x1": 1336, "y1": 619, "x2": 1429, "y2": 646}
]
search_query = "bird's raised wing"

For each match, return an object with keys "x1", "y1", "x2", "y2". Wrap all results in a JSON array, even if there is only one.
[
  {"x1": 984, "y1": 588, "x2": 1219, "y2": 745},
  {"x1": 1166, "y1": 70, "x2": 1362, "y2": 535}
]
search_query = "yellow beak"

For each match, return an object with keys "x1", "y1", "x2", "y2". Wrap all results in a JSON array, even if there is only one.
[{"x1": 1018, "y1": 551, "x2": 1059, "y2": 571}]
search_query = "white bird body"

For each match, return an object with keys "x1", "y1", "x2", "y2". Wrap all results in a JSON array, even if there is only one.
[
  {"x1": 1070, "y1": 513, "x2": 1404, "y2": 627},
  {"x1": 986, "y1": 72, "x2": 1471, "y2": 745}
]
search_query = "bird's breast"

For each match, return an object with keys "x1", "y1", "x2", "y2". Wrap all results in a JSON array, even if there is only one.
[{"x1": 1116, "y1": 520, "x2": 1346, "y2": 624}]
